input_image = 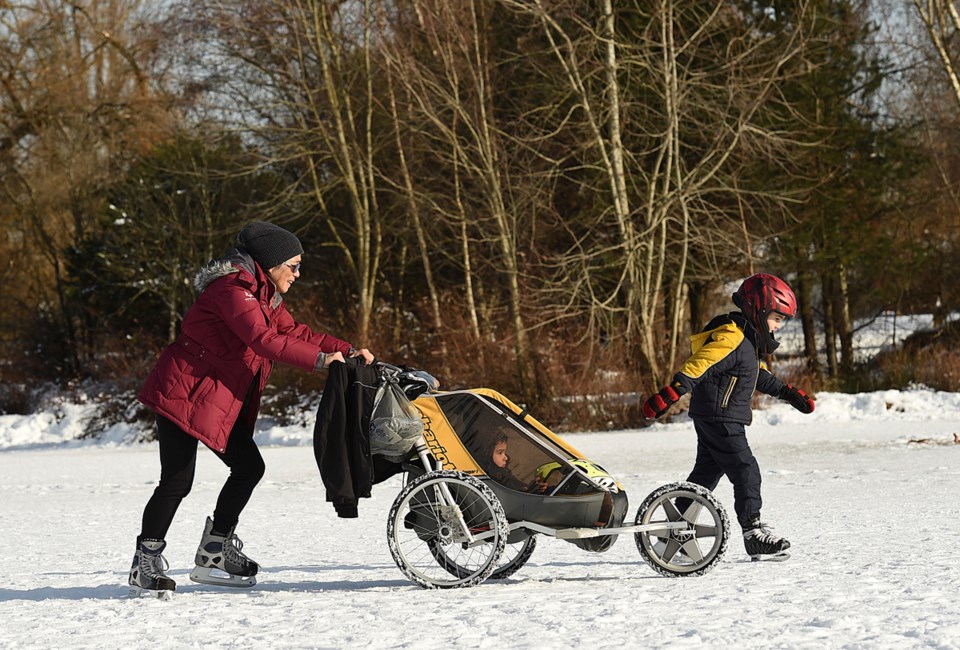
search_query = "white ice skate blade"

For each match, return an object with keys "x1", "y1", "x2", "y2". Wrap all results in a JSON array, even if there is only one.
[
  {"x1": 189, "y1": 566, "x2": 257, "y2": 588},
  {"x1": 128, "y1": 587, "x2": 173, "y2": 600},
  {"x1": 750, "y1": 551, "x2": 790, "y2": 562}
]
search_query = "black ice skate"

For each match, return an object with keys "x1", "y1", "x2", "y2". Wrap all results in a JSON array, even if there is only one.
[
  {"x1": 742, "y1": 517, "x2": 791, "y2": 562},
  {"x1": 189, "y1": 517, "x2": 259, "y2": 588},
  {"x1": 128, "y1": 538, "x2": 176, "y2": 599}
]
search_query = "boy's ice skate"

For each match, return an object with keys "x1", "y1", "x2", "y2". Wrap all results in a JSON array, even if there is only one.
[
  {"x1": 189, "y1": 517, "x2": 259, "y2": 588},
  {"x1": 742, "y1": 517, "x2": 791, "y2": 562},
  {"x1": 128, "y1": 538, "x2": 176, "y2": 599}
]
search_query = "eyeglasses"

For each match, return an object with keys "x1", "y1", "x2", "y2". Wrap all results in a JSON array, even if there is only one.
[{"x1": 284, "y1": 262, "x2": 301, "y2": 274}]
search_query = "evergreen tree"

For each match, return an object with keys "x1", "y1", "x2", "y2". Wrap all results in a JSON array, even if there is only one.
[
  {"x1": 740, "y1": 0, "x2": 922, "y2": 377},
  {"x1": 66, "y1": 132, "x2": 286, "y2": 372}
]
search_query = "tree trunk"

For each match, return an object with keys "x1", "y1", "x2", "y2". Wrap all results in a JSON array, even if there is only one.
[
  {"x1": 837, "y1": 262, "x2": 855, "y2": 374},
  {"x1": 795, "y1": 264, "x2": 821, "y2": 375},
  {"x1": 687, "y1": 280, "x2": 710, "y2": 335},
  {"x1": 821, "y1": 272, "x2": 839, "y2": 376},
  {"x1": 665, "y1": 277, "x2": 688, "y2": 371},
  {"x1": 384, "y1": 64, "x2": 448, "y2": 376},
  {"x1": 914, "y1": 1, "x2": 960, "y2": 109},
  {"x1": 452, "y1": 111, "x2": 484, "y2": 365}
]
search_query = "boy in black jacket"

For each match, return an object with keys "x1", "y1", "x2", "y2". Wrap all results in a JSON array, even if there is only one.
[{"x1": 642, "y1": 273, "x2": 815, "y2": 560}]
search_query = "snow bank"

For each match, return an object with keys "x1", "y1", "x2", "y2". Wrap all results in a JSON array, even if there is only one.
[
  {"x1": 0, "y1": 402, "x2": 99, "y2": 449},
  {"x1": 756, "y1": 386, "x2": 960, "y2": 424},
  {"x1": 4, "y1": 387, "x2": 960, "y2": 451}
]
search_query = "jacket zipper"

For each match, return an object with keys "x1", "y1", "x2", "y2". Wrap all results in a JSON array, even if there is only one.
[{"x1": 721, "y1": 376, "x2": 738, "y2": 410}]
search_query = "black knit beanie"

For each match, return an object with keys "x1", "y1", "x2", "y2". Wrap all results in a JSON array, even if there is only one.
[{"x1": 237, "y1": 221, "x2": 304, "y2": 270}]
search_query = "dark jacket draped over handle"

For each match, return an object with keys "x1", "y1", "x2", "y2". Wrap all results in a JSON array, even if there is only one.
[{"x1": 312, "y1": 360, "x2": 404, "y2": 518}]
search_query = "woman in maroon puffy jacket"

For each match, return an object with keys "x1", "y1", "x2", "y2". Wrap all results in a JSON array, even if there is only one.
[{"x1": 128, "y1": 221, "x2": 373, "y2": 597}]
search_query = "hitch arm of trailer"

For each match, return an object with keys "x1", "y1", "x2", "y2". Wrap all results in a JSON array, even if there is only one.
[{"x1": 508, "y1": 520, "x2": 691, "y2": 539}]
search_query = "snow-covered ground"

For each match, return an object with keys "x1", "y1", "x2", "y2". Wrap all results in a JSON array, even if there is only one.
[{"x1": 2, "y1": 387, "x2": 959, "y2": 649}]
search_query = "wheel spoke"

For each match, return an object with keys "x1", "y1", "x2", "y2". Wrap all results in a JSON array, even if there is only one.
[
  {"x1": 680, "y1": 539, "x2": 704, "y2": 562},
  {"x1": 692, "y1": 523, "x2": 718, "y2": 538},
  {"x1": 659, "y1": 538, "x2": 683, "y2": 563},
  {"x1": 661, "y1": 499, "x2": 683, "y2": 522},
  {"x1": 680, "y1": 500, "x2": 702, "y2": 523}
]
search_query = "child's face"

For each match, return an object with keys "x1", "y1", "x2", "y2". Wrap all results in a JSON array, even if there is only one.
[
  {"x1": 492, "y1": 441, "x2": 509, "y2": 468},
  {"x1": 767, "y1": 311, "x2": 788, "y2": 333}
]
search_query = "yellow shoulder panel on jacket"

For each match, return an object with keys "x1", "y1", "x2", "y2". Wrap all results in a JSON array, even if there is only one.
[{"x1": 679, "y1": 323, "x2": 744, "y2": 380}]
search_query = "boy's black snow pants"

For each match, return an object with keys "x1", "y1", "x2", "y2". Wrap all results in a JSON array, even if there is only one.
[
  {"x1": 139, "y1": 399, "x2": 265, "y2": 542},
  {"x1": 685, "y1": 419, "x2": 762, "y2": 529}
]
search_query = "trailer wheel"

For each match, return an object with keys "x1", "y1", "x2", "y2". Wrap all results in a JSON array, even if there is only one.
[
  {"x1": 388, "y1": 470, "x2": 508, "y2": 588},
  {"x1": 634, "y1": 481, "x2": 728, "y2": 577}
]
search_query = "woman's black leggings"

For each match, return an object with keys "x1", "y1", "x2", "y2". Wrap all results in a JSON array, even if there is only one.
[{"x1": 139, "y1": 411, "x2": 266, "y2": 541}]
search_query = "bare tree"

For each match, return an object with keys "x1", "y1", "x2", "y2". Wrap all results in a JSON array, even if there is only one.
[
  {"x1": 189, "y1": 0, "x2": 387, "y2": 342},
  {"x1": 380, "y1": 45, "x2": 452, "y2": 376},
  {"x1": 381, "y1": 0, "x2": 541, "y2": 399},
  {"x1": 913, "y1": 1, "x2": 960, "y2": 107},
  {"x1": 504, "y1": 0, "x2": 810, "y2": 384},
  {"x1": 887, "y1": 1, "x2": 960, "y2": 328}
]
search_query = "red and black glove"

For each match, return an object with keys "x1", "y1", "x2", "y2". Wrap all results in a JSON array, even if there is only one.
[
  {"x1": 642, "y1": 382, "x2": 686, "y2": 420},
  {"x1": 779, "y1": 384, "x2": 815, "y2": 414}
]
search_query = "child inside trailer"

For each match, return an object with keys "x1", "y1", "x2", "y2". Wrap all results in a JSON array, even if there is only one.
[
  {"x1": 484, "y1": 432, "x2": 528, "y2": 492},
  {"x1": 433, "y1": 390, "x2": 623, "y2": 499}
]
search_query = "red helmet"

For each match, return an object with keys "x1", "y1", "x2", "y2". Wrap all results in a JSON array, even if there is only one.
[{"x1": 732, "y1": 273, "x2": 797, "y2": 353}]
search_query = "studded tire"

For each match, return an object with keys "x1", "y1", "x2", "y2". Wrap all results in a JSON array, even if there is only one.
[
  {"x1": 634, "y1": 481, "x2": 729, "y2": 577},
  {"x1": 387, "y1": 470, "x2": 508, "y2": 588}
]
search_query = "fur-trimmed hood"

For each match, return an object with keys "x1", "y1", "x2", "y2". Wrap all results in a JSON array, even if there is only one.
[
  {"x1": 192, "y1": 248, "x2": 283, "y2": 309},
  {"x1": 193, "y1": 248, "x2": 257, "y2": 294},
  {"x1": 192, "y1": 248, "x2": 285, "y2": 309}
]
